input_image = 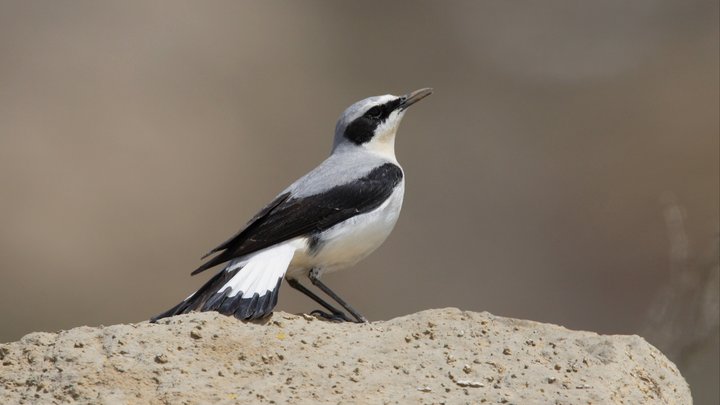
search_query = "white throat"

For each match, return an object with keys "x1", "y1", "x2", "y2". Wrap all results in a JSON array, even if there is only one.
[{"x1": 363, "y1": 111, "x2": 404, "y2": 161}]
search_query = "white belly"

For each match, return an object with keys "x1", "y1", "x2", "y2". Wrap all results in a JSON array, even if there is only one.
[{"x1": 286, "y1": 181, "x2": 404, "y2": 278}]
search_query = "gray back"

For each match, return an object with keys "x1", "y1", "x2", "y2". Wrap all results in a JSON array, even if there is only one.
[{"x1": 285, "y1": 148, "x2": 395, "y2": 198}]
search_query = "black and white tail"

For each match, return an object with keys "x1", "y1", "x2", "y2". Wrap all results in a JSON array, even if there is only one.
[{"x1": 151, "y1": 244, "x2": 295, "y2": 322}]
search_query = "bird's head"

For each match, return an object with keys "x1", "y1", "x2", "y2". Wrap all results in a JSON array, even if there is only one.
[{"x1": 333, "y1": 88, "x2": 432, "y2": 159}]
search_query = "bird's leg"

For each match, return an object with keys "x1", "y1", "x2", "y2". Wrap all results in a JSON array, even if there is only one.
[
  {"x1": 308, "y1": 268, "x2": 368, "y2": 323},
  {"x1": 286, "y1": 278, "x2": 352, "y2": 322}
]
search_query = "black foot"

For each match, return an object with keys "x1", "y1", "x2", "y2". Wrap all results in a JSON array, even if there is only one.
[
  {"x1": 310, "y1": 309, "x2": 354, "y2": 323},
  {"x1": 309, "y1": 269, "x2": 368, "y2": 323}
]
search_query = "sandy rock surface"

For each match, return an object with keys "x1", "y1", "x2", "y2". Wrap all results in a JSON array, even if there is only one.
[{"x1": 0, "y1": 308, "x2": 690, "y2": 404}]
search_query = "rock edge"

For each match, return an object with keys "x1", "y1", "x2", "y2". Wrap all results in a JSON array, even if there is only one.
[{"x1": 0, "y1": 308, "x2": 691, "y2": 404}]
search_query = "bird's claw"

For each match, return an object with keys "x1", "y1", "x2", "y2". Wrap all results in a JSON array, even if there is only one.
[{"x1": 310, "y1": 309, "x2": 353, "y2": 322}]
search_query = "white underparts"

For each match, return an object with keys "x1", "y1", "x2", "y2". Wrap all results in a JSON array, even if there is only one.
[{"x1": 286, "y1": 181, "x2": 404, "y2": 277}]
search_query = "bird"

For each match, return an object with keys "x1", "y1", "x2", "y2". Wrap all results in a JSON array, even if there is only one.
[{"x1": 151, "y1": 88, "x2": 432, "y2": 323}]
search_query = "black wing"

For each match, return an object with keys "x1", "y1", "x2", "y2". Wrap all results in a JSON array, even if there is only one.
[{"x1": 192, "y1": 163, "x2": 403, "y2": 275}]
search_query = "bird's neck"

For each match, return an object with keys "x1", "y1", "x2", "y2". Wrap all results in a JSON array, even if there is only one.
[{"x1": 364, "y1": 135, "x2": 398, "y2": 162}]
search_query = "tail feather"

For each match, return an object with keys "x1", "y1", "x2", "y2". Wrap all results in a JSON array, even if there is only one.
[
  {"x1": 151, "y1": 244, "x2": 295, "y2": 322},
  {"x1": 150, "y1": 268, "x2": 239, "y2": 322}
]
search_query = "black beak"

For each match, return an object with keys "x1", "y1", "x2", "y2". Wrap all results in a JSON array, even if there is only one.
[{"x1": 399, "y1": 88, "x2": 433, "y2": 110}]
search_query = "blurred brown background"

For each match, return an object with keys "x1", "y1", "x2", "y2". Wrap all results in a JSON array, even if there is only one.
[{"x1": 0, "y1": 1, "x2": 717, "y2": 402}]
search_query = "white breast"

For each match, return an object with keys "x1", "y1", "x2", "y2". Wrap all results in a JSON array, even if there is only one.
[{"x1": 287, "y1": 181, "x2": 405, "y2": 277}]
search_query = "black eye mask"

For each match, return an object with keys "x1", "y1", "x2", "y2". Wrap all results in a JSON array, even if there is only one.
[{"x1": 344, "y1": 98, "x2": 403, "y2": 145}]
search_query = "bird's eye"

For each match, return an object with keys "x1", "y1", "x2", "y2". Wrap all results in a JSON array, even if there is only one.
[{"x1": 366, "y1": 106, "x2": 382, "y2": 119}]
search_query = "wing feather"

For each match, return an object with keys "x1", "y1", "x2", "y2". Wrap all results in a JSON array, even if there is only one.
[{"x1": 191, "y1": 163, "x2": 403, "y2": 275}]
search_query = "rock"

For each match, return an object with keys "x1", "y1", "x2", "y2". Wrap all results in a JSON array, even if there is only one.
[{"x1": 0, "y1": 308, "x2": 691, "y2": 404}]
